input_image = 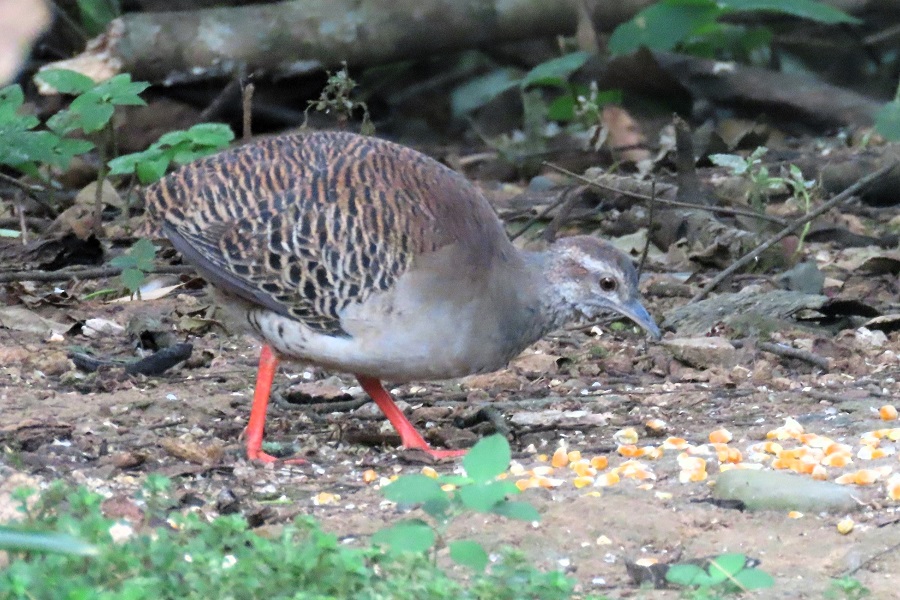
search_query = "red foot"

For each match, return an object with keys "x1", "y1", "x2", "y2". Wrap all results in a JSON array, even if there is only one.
[
  {"x1": 356, "y1": 375, "x2": 467, "y2": 459},
  {"x1": 244, "y1": 344, "x2": 306, "y2": 465}
]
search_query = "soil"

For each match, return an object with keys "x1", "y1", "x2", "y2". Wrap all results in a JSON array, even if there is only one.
[{"x1": 2, "y1": 289, "x2": 899, "y2": 599}]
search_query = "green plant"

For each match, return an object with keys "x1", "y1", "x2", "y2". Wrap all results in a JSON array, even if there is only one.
[
  {"x1": 826, "y1": 576, "x2": 871, "y2": 599},
  {"x1": 0, "y1": 83, "x2": 94, "y2": 178},
  {"x1": 374, "y1": 434, "x2": 540, "y2": 572},
  {"x1": 710, "y1": 148, "x2": 817, "y2": 251},
  {"x1": 451, "y1": 52, "x2": 620, "y2": 168},
  {"x1": 610, "y1": 0, "x2": 860, "y2": 60},
  {"x1": 0, "y1": 475, "x2": 581, "y2": 600},
  {"x1": 710, "y1": 147, "x2": 814, "y2": 211},
  {"x1": 305, "y1": 61, "x2": 374, "y2": 134},
  {"x1": 0, "y1": 69, "x2": 233, "y2": 294},
  {"x1": 108, "y1": 238, "x2": 157, "y2": 296},
  {"x1": 665, "y1": 553, "x2": 774, "y2": 594},
  {"x1": 108, "y1": 122, "x2": 234, "y2": 184},
  {"x1": 452, "y1": 51, "x2": 611, "y2": 123}
]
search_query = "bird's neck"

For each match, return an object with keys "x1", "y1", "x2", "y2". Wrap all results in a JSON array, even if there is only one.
[{"x1": 506, "y1": 248, "x2": 578, "y2": 345}]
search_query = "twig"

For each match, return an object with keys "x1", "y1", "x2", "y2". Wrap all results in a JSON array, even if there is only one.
[
  {"x1": 241, "y1": 78, "x2": 255, "y2": 141},
  {"x1": 543, "y1": 162, "x2": 787, "y2": 225},
  {"x1": 690, "y1": 161, "x2": 898, "y2": 303},
  {"x1": 509, "y1": 187, "x2": 580, "y2": 241},
  {"x1": 0, "y1": 265, "x2": 194, "y2": 284},
  {"x1": 198, "y1": 77, "x2": 243, "y2": 123},
  {"x1": 0, "y1": 173, "x2": 54, "y2": 214},
  {"x1": 734, "y1": 339, "x2": 830, "y2": 371},
  {"x1": 0, "y1": 217, "x2": 52, "y2": 230},
  {"x1": 842, "y1": 536, "x2": 900, "y2": 577},
  {"x1": 16, "y1": 193, "x2": 27, "y2": 245},
  {"x1": 541, "y1": 186, "x2": 585, "y2": 243},
  {"x1": 673, "y1": 115, "x2": 708, "y2": 206},
  {"x1": 637, "y1": 181, "x2": 656, "y2": 276}
]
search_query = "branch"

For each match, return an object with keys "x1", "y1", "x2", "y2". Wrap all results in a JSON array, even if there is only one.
[
  {"x1": 0, "y1": 265, "x2": 194, "y2": 284},
  {"x1": 690, "y1": 161, "x2": 899, "y2": 303}
]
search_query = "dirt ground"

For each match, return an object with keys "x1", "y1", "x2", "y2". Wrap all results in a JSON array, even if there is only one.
[{"x1": 2, "y1": 290, "x2": 900, "y2": 599}]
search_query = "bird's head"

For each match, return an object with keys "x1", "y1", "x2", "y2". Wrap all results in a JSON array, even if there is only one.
[{"x1": 544, "y1": 235, "x2": 661, "y2": 339}]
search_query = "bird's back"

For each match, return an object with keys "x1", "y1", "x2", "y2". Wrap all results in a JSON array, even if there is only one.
[{"x1": 144, "y1": 131, "x2": 514, "y2": 338}]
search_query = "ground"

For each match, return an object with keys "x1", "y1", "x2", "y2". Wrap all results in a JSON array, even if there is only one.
[{"x1": 1, "y1": 288, "x2": 899, "y2": 598}]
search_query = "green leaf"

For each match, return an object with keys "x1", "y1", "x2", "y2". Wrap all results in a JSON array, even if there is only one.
[
  {"x1": 135, "y1": 155, "x2": 172, "y2": 184},
  {"x1": 382, "y1": 474, "x2": 446, "y2": 504},
  {"x1": 46, "y1": 109, "x2": 83, "y2": 135},
  {"x1": 609, "y1": 1, "x2": 722, "y2": 55},
  {"x1": 371, "y1": 520, "x2": 434, "y2": 554},
  {"x1": 449, "y1": 540, "x2": 489, "y2": 571},
  {"x1": 666, "y1": 563, "x2": 714, "y2": 588},
  {"x1": 875, "y1": 100, "x2": 900, "y2": 142},
  {"x1": 120, "y1": 268, "x2": 146, "y2": 294},
  {"x1": 721, "y1": 0, "x2": 861, "y2": 24},
  {"x1": 436, "y1": 475, "x2": 472, "y2": 486},
  {"x1": 709, "y1": 153, "x2": 749, "y2": 174},
  {"x1": 0, "y1": 228, "x2": 22, "y2": 238},
  {"x1": 732, "y1": 567, "x2": 775, "y2": 590},
  {"x1": 0, "y1": 84, "x2": 26, "y2": 122},
  {"x1": 546, "y1": 94, "x2": 577, "y2": 122},
  {"x1": 450, "y1": 69, "x2": 521, "y2": 117},
  {"x1": 0, "y1": 529, "x2": 97, "y2": 556},
  {"x1": 490, "y1": 500, "x2": 540, "y2": 522},
  {"x1": 457, "y1": 480, "x2": 517, "y2": 512},
  {"x1": 92, "y1": 74, "x2": 150, "y2": 105},
  {"x1": 48, "y1": 136, "x2": 95, "y2": 169},
  {"x1": 707, "y1": 553, "x2": 748, "y2": 582},
  {"x1": 69, "y1": 95, "x2": 115, "y2": 132},
  {"x1": 160, "y1": 122, "x2": 234, "y2": 147},
  {"x1": 521, "y1": 51, "x2": 591, "y2": 88},
  {"x1": 462, "y1": 434, "x2": 511, "y2": 482},
  {"x1": 129, "y1": 238, "x2": 158, "y2": 271},
  {"x1": 35, "y1": 69, "x2": 96, "y2": 95},
  {"x1": 420, "y1": 495, "x2": 452, "y2": 522},
  {"x1": 77, "y1": 0, "x2": 119, "y2": 36}
]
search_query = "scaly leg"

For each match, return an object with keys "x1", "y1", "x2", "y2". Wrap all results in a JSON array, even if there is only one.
[
  {"x1": 245, "y1": 345, "x2": 304, "y2": 464},
  {"x1": 356, "y1": 375, "x2": 466, "y2": 459}
]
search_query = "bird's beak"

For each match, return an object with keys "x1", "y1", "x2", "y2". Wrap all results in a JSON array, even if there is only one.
[{"x1": 616, "y1": 298, "x2": 661, "y2": 340}]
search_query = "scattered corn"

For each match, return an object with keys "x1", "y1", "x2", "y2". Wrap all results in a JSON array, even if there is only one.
[{"x1": 880, "y1": 405, "x2": 898, "y2": 421}]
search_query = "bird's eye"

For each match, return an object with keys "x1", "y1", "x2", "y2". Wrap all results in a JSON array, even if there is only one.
[{"x1": 600, "y1": 277, "x2": 617, "y2": 292}]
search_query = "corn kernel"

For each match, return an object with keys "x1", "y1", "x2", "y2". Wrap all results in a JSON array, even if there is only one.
[
  {"x1": 709, "y1": 428, "x2": 733, "y2": 444},
  {"x1": 590, "y1": 456, "x2": 609, "y2": 470},
  {"x1": 837, "y1": 518, "x2": 854, "y2": 534},
  {"x1": 551, "y1": 447, "x2": 569, "y2": 468},
  {"x1": 880, "y1": 405, "x2": 899, "y2": 421},
  {"x1": 614, "y1": 427, "x2": 639, "y2": 445}
]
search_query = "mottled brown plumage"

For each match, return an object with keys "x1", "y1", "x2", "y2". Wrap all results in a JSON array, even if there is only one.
[{"x1": 145, "y1": 130, "x2": 660, "y2": 461}]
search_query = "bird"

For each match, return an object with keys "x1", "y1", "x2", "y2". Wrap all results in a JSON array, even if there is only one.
[{"x1": 143, "y1": 130, "x2": 660, "y2": 462}]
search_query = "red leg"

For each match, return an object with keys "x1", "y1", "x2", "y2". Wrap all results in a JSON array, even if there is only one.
[
  {"x1": 356, "y1": 375, "x2": 466, "y2": 459},
  {"x1": 245, "y1": 345, "x2": 304, "y2": 464}
]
